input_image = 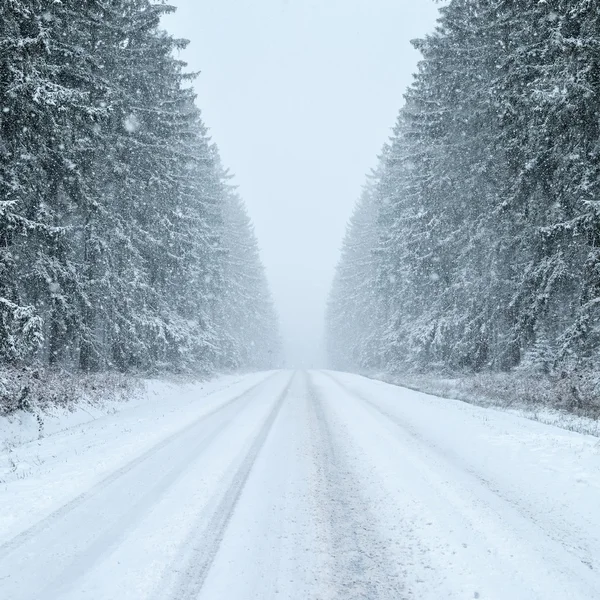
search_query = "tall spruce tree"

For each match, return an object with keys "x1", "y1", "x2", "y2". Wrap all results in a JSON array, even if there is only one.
[
  {"x1": 0, "y1": 0, "x2": 280, "y2": 375},
  {"x1": 219, "y1": 186, "x2": 282, "y2": 371},
  {"x1": 328, "y1": 0, "x2": 600, "y2": 376}
]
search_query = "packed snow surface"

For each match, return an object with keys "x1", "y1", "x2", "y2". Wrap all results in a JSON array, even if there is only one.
[{"x1": 1, "y1": 370, "x2": 599, "y2": 599}]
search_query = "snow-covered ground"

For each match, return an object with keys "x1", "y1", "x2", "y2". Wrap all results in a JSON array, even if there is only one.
[
  {"x1": 1, "y1": 370, "x2": 599, "y2": 599},
  {"x1": 368, "y1": 371, "x2": 600, "y2": 437}
]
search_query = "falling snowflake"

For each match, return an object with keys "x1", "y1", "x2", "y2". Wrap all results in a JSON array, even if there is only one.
[{"x1": 123, "y1": 114, "x2": 141, "y2": 133}]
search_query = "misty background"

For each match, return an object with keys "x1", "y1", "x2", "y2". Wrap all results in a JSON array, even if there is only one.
[{"x1": 163, "y1": 0, "x2": 441, "y2": 367}]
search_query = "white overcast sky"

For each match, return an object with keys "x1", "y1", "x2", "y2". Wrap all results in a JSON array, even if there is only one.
[{"x1": 163, "y1": 0, "x2": 442, "y2": 368}]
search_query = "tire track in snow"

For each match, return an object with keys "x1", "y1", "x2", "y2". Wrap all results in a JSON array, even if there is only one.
[
  {"x1": 153, "y1": 373, "x2": 295, "y2": 600},
  {"x1": 321, "y1": 371, "x2": 600, "y2": 598},
  {"x1": 0, "y1": 372, "x2": 276, "y2": 560},
  {"x1": 306, "y1": 372, "x2": 408, "y2": 600},
  {"x1": 36, "y1": 403, "x2": 242, "y2": 600}
]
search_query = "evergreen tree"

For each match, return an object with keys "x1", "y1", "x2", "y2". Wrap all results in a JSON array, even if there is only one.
[
  {"x1": 219, "y1": 187, "x2": 282, "y2": 371},
  {"x1": 0, "y1": 0, "x2": 280, "y2": 375},
  {"x1": 327, "y1": 176, "x2": 382, "y2": 371},
  {"x1": 328, "y1": 0, "x2": 600, "y2": 377}
]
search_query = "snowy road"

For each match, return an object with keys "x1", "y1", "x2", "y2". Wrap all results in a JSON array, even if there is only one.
[{"x1": 1, "y1": 371, "x2": 600, "y2": 599}]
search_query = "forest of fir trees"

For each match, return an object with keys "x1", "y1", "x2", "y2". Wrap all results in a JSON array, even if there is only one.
[
  {"x1": 328, "y1": 0, "x2": 600, "y2": 395},
  {"x1": 0, "y1": 0, "x2": 281, "y2": 390}
]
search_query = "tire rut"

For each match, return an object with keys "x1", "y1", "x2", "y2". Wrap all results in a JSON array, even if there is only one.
[
  {"x1": 321, "y1": 371, "x2": 599, "y2": 589},
  {"x1": 306, "y1": 373, "x2": 407, "y2": 600},
  {"x1": 37, "y1": 406, "x2": 240, "y2": 600},
  {"x1": 153, "y1": 373, "x2": 294, "y2": 600},
  {"x1": 0, "y1": 373, "x2": 276, "y2": 559}
]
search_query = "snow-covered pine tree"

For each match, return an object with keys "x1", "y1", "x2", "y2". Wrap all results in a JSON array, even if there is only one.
[
  {"x1": 0, "y1": 0, "x2": 98, "y2": 365},
  {"x1": 219, "y1": 185, "x2": 282, "y2": 371},
  {"x1": 0, "y1": 0, "x2": 280, "y2": 376},
  {"x1": 499, "y1": 0, "x2": 600, "y2": 371},
  {"x1": 0, "y1": 2, "x2": 43, "y2": 362},
  {"x1": 328, "y1": 0, "x2": 600, "y2": 377},
  {"x1": 327, "y1": 173, "x2": 383, "y2": 372}
]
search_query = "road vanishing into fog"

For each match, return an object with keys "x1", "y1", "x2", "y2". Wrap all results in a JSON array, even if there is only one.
[{"x1": 1, "y1": 370, "x2": 600, "y2": 599}]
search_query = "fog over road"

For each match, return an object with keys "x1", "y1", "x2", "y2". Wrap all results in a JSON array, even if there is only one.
[{"x1": 1, "y1": 371, "x2": 599, "y2": 599}]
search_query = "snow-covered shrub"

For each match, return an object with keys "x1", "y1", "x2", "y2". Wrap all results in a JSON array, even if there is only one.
[
  {"x1": 376, "y1": 369, "x2": 600, "y2": 423},
  {"x1": 0, "y1": 367, "x2": 140, "y2": 418}
]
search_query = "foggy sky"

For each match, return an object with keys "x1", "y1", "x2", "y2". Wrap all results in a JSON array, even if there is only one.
[{"x1": 163, "y1": 0, "x2": 441, "y2": 368}]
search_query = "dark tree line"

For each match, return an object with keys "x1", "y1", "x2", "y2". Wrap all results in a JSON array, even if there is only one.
[
  {"x1": 0, "y1": 0, "x2": 281, "y2": 374},
  {"x1": 328, "y1": 0, "x2": 600, "y2": 376}
]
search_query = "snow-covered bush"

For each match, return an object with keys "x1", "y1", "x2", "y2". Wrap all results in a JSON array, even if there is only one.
[
  {"x1": 378, "y1": 370, "x2": 600, "y2": 423},
  {"x1": 0, "y1": 367, "x2": 140, "y2": 418}
]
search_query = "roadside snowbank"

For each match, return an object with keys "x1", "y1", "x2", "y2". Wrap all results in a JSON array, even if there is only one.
[
  {"x1": 0, "y1": 373, "x2": 253, "y2": 476},
  {"x1": 0, "y1": 372, "x2": 272, "y2": 544},
  {"x1": 370, "y1": 371, "x2": 600, "y2": 437}
]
